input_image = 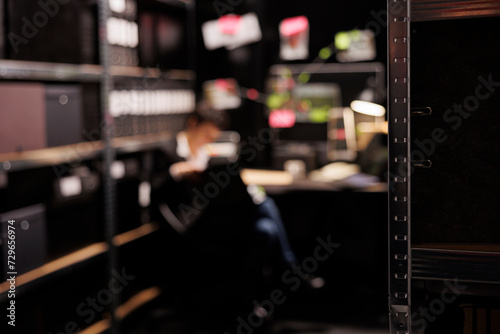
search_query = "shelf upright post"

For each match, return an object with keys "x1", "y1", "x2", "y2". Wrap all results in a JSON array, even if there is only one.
[
  {"x1": 388, "y1": 0, "x2": 412, "y2": 333},
  {"x1": 97, "y1": 0, "x2": 119, "y2": 332},
  {"x1": 186, "y1": 0, "x2": 197, "y2": 83}
]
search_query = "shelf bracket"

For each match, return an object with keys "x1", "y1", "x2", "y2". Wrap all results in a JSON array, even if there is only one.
[{"x1": 388, "y1": 0, "x2": 412, "y2": 333}]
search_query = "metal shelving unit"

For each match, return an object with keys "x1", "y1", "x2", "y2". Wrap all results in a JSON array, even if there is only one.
[
  {"x1": 0, "y1": 132, "x2": 173, "y2": 173},
  {"x1": 388, "y1": 1, "x2": 500, "y2": 333},
  {"x1": 0, "y1": 0, "x2": 196, "y2": 332},
  {"x1": 0, "y1": 59, "x2": 194, "y2": 82},
  {"x1": 387, "y1": 1, "x2": 411, "y2": 332},
  {"x1": 96, "y1": 0, "x2": 120, "y2": 332},
  {"x1": 0, "y1": 222, "x2": 158, "y2": 299}
]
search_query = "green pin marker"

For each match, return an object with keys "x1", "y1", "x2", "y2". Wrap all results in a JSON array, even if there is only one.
[
  {"x1": 319, "y1": 47, "x2": 332, "y2": 60},
  {"x1": 298, "y1": 72, "x2": 310, "y2": 84},
  {"x1": 335, "y1": 32, "x2": 351, "y2": 50}
]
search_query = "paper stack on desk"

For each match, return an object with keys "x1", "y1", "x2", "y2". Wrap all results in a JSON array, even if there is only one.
[
  {"x1": 308, "y1": 162, "x2": 360, "y2": 182},
  {"x1": 309, "y1": 162, "x2": 380, "y2": 189}
]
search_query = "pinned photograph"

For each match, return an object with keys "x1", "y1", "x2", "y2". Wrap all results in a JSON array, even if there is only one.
[
  {"x1": 334, "y1": 29, "x2": 376, "y2": 63},
  {"x1": 279, "y1": 16, "x2": 309, "y2": 60},
  {"x1": 201, "y1": 12, "x2": 262, "y2": 51},
  {"x1": 203, "y1": 78, "x2": 242, "y2": 110}
]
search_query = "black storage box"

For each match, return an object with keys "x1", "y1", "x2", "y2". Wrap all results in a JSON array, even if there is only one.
[
  {"x1": 0, "y1": 83, "x2": 47, "y2": 154},
  {"x1": 138, "y1": 9, "x2": 187, "y2": 69},
  {"x1": 45, "y1": 85, "x2": 84, "y2": 147},
  {"x1": 0, "y1": 204, "x2": 47, "y2": 281},
  {"x1": 6, "y1": 0, "x2": 97, "y2": 64},
  {"x1": 47, "y1": 167, "x2": 103, "y2": 258}
]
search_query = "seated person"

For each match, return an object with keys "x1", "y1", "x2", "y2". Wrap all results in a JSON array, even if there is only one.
[{"x1": 150, "y1": 102, "x2": 322, "y2": 321}]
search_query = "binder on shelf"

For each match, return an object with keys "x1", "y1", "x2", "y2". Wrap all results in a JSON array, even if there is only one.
[
  {"x1": 0, "y1": 0, "x2": 4, "y2": 59},
  {"x1": 108, "y1": 0, "x2": 139, "y2": 66},
  {"x1": 137, "y1": 11, "x2": 156, "y2": 67},
  {"x1": 6, "y1": 0, "x2": 97, "y2": 64},
  {"x1": 109, "y1": 87, "x2": 195, "y2": 137},
  {"x1": 81, "y1": 83, "x2": 102, "y2": 142},
  {"x1": 107, "y1": 16, "x2": 139, "y2": 66},
  {"x1": 109, "y1": 0, "x2": 137, "y2": 21},
  {"x1": 138, "y1": 10, "x2": 187, "y2": 69},
  {"x1": 155, "y1": 12, "x2": 186, "y2": 69}
]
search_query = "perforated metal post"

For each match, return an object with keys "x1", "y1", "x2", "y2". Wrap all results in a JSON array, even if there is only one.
[
  {"x1": 388, "y1": 0, "x2": 412, "y2": 333},
  {"x1": 98, "y1": 0, "x2": 118, "y2": 332}
]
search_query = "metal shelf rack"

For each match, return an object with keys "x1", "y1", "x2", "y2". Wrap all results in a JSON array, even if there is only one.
[
  {"x1": 387, "y1": 1, "x2": 500, "y2": 333},
  {"x1": 0, "y1": 0, "x2": 196, "y2": 332},
  {"x1": 0, "y1": 59, "x2": 194, "y2": 82}
]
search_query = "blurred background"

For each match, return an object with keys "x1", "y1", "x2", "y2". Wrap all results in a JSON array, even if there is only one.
[{"x1": 0, "y1": 0, "x2": 392, "y2": 333}]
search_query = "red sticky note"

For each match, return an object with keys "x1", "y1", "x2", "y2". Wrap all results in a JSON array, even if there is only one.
[
  {"x1": 280, "y1": 16, "x2": 309, "y2": 37},
  {"x1": 336, "y1": 128, "x2": 346, "y2": 141},
  {"x1": 269, "y1": 109, "x2": 296, "y2": 128},
  {"x1": 218, "y1": 14, "x2": 242, "y2": 35},
  {"x1": 215, "y1": 78, "x2": 233, "y2": 92}
]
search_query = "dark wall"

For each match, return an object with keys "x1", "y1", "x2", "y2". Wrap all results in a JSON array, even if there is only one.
[
  {"x1": 411, "y1": 16, "x2": 500, "y2": 244},
  {"x1": 194, "y1": 0, "x2": 387, "y2": 167}
]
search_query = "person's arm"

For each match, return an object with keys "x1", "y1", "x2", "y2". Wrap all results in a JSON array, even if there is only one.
[
  {"x1": 150, "y1": 141, "x2": 203, "y2": 198},
  {"x1": 150, "y1": 145, "x2": 179, "y2": 190},
  {"x1": 169, "y1": 161, "x2": 204, "y2": 181}
]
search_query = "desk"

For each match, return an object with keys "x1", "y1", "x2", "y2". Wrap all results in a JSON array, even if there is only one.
[
  {"x1": 240, "y1": 168, "x2": 388, "y2": 194},
  {"x1": 241, "y1": 168, "x2": 389, "y2": 322}
]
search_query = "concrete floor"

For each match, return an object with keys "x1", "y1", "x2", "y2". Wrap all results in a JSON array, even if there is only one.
[{"x1": 121, "y1": 291, "x2": 389, "y2": 334}]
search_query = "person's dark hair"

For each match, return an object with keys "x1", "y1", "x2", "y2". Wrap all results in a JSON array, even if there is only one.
[{"x1": 188, "y1": 100, "x2": 229, "y2": 130}]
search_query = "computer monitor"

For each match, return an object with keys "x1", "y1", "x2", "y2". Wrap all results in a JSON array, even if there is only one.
[
  {"x1": 269, "y1": 62, "x2": 384, "y2": 99},
  {"x1": 265, "y1": 62, "x2": 385, "y2": 167}
]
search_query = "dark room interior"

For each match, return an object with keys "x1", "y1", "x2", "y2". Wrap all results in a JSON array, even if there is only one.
[{"x1": 0, "y1": 1, "x2": 499, "y2": 334}]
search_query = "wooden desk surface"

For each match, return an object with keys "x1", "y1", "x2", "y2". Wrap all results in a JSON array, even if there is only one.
[
  {"x1": 240, "y1": 168, "x2": 387, "y2": 193},
  {"x1": 412, "y1": 244, "x2": 500, "y2": 253}
]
